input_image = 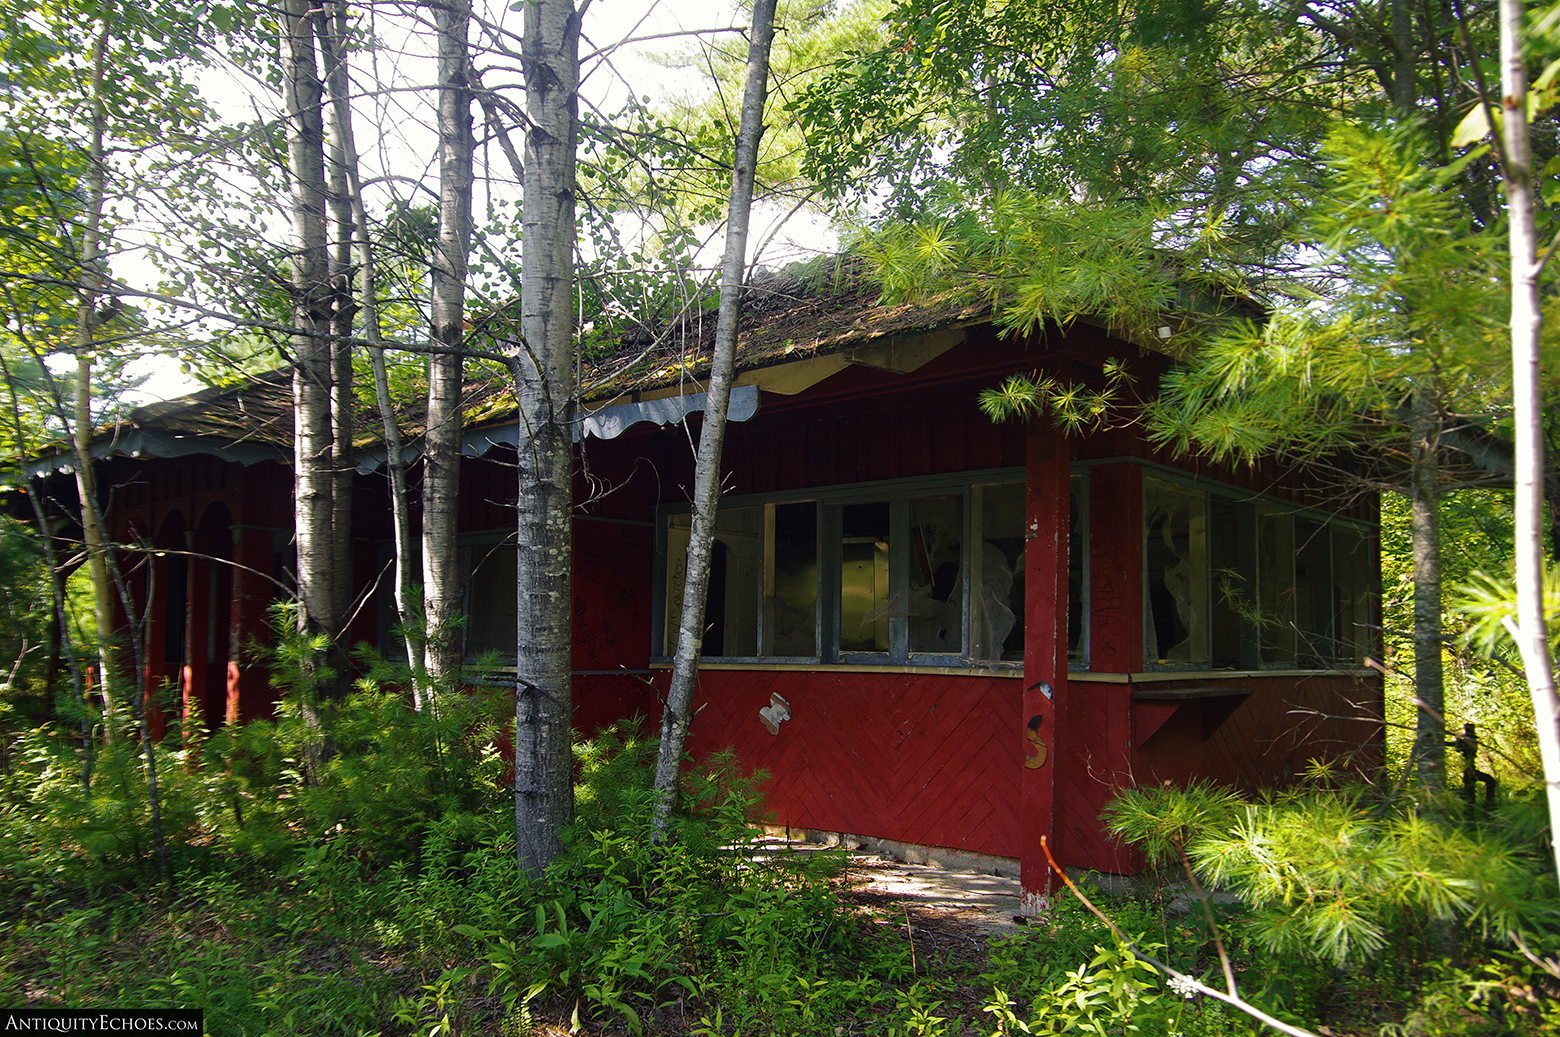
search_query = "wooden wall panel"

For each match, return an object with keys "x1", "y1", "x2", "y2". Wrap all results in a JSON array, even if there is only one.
[
  {"x1": 1089, "y1": 464, "x2": 1143, "y2": 673},
  {"x1": 571, "y1": 519, "x2": 653, "y2": 670},
  {"x1": 1060, "y1": 682, "x2": 1138, "y2": 873},
  {"x1": 573, "y1": 674, "x2": 658, "y2": 738},
  {"x1": 680, "y1": 669, "x2": 1024, "y2": 858},
  {"x1": 1133, "y1": 675, "x2": 1384, "y2": 790}
]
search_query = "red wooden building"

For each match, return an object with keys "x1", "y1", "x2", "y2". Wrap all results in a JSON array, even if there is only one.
[{"x1": 62, "y1": 280, "x2": 1383, "y2": 908}]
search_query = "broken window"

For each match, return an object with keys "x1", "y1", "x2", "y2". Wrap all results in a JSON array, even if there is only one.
[
  {"x1": 975, "y1": 481, "x2": 1026, "y2": 663},
  {"x1": 1145, "y1": 477, "x2": 1377, "y2": 672},
  {"x1": 833, "y1": 496, "x2": 965, "y2": 662},
  {"x1": 466, "y1": 541, "x2": 518, "y2": 658},
  {"x1": 657, "y1": 472, "x2": 1056, "y2": 667},
  {"x1": 663, "y1": 507, "x2": 763, "y2": 657},
  {"x1": 1257, "y1": 507, "x2": 1297, "y2": 664},
  {"x1": 840, "y1": 501, "x2": 892, "y2": 655},
  {"x1": 1331, "y1": 524, "x2": 1373, "y2": 665},
  {"x1": 907, "y1": 495, "x2": 964, "y2": 655},
  {"x1": 767, "y1": 502, "x2": 818, "y2": 656},
  {"x1": 1144, "y1": 477, "x2": 1210, "y2": 666}
]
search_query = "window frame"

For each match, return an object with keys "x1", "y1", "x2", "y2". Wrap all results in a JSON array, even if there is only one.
[
  {"x1": 1135, "y1": 465, "x2": 1377, "y2": 673},
  {"x1": 652, "y1": 467, "x2": 1040, "y2": 669},
  {"x1": 461, "y1": 532, "x2": 520, "y2": 662}
]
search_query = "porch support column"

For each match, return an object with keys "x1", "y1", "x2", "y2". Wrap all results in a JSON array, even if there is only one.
[
  {"x1": 1020, "y1": 417, "x2": 1071, "y2": 914},
  {"x1": 1088, "y1": 463, "x2": 1143, "y2": 673},
  {"x1": 229, "y1": 526, "x2": 275, "y2": 723},
  {"x1": 184, "y1": 529, "x2": 208, "y2": 742}
]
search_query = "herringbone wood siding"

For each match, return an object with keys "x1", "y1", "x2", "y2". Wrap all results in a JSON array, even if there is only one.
[{"x1": 682, "y1": 669, "x2": 1024, "y2": 858}]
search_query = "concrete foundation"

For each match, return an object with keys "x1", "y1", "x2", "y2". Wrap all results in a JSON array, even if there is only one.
[{"x1": 764, "y1": 824, "x2": 1021, "y2": 878}]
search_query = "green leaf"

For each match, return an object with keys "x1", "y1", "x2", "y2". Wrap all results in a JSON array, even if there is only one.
[{"x1": 1450, "y1": 103, "x2": 1491, "y2": 148}]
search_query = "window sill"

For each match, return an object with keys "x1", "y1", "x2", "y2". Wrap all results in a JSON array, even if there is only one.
[
  {"x1": 1071, "y1": 668, "x2": 1378, "y2": 684},
  {"x1": 647, "y1": 660, "x2": 1024, "y2": 678}
]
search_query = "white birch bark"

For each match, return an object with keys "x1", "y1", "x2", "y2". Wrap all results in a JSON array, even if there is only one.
[
  {"x1": 514, "y1": 0, "x2": 580, "y2": 875},
  {"x1": 320, "y1": 4, "x2": 355, "y2": 694},
  {"x1": 1409, "y1": 393, "x2": 1445, "y2": 794},
  {"x1": 68, "y1": 11, "x2": 169, "y2": 881},
  {"x1": 284, "y1": 0, "x2": 336, "y2": 754},
  {"x1": 651, "y1": 0, "x2": 779, "y2": 834},
  {"x1": 423, "y1": 0, "x2": 474, "y2": 696},
  {"x1": 319, "y1": 1, "x2": 427, "y2": 699},
  {"x1": 1500, "y1": 0, "x2": 1560, "y2": 881},
  {"x1": 73, "y1": 20, "x2": 117, "y2": 738}
]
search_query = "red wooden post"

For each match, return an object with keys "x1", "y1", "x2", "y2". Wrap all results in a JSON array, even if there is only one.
[
  {"x1": 1020, "y1": 417, "x2": 1072, "y2": 913},
  {"x1": 228, "y1": 525, "x2": 275, "y2": 723},
  {"x1": 1088, "y1": 463, "x2": 1143, "y2": 673},
  {"x1": 185, "y1": 537, "x2": 208, "y2": 742}
]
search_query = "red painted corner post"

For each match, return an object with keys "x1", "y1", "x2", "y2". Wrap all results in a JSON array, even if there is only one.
[
  {"x1": 1020, "y1": 417, "x2": 1072, "y2": 914},
  {"x1": 1087, "y1": 463, "x2": 1144, "y2": 674}
]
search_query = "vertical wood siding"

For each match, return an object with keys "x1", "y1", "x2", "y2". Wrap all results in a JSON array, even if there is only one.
[{"x1": 571, "y1": 519, "x2": 659, "y2": 735}]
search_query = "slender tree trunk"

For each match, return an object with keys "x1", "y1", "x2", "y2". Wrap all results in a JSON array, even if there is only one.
[
  {"x1": 65, "y1": 13, "x2": 169, "y2": 883},
  {"x1": 284, "y1": 0, "x2": 336, "y2": 755},
  {"x1": 1500, "y1": 0, "x2": 1560, "y2": 881},
  {"x1": 72, "y1": 19, "x2": 116, "y2": 740},
  {"x1": 422, "y1": 0, "x2": 474, "y2": 700},
  {"x1": 651, "y1": 0, "x2": 779, "y2": 835},
  {"x1": 1409, "y1": 391, "x2": 1445, "y2": 794},
  {"x1": 514, "y1": 0, "x2": 580, "y2": 876},
  {"x1": 320, "y1": 4, "x2": 355, "y2": 700},
  {"x1": 319, "y1": 0, "x2": 426, "y2": 698},
  {"x1": 7, "y1": 350, "x2": 93, "y2": 788}
]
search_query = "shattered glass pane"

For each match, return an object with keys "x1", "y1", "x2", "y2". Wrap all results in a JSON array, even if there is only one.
[
  {"x1": 1258, "y1": 508, "x2": 1296, "y2": 664},
  {"x1": 841, "y1": 502, "x2": 891, "y2": 653},
  {"x1": 908, "y1": 495, "x2": 964, "y2": 655},
  {"x1": 661, "y1": 509, "x2": 763, "y2": 657},
  {"x1": 1144, "y1": 478, "x2": 1209, "y2": 665},
  {"x1": 975, "y1": 483, "x2": 1024, "y2": 662},
  {"x1": 709, "y1": 508, "x2": 762, "y2": 656},
  {"x1": 766, "y1": 502, "x2": 817, "y2": 656}
]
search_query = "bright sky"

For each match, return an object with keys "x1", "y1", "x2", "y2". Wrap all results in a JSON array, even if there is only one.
[{"x1": 127, "y1": 0, "x2": 838, "y2": 402}]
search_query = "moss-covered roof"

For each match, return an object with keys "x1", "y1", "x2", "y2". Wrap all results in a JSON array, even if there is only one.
[
  {"x1": 575, "y1": 260, "x2": 989, "y2": 402},
  {"x1": 85, "y1": 261, "x2": 988, "y2": 462}
]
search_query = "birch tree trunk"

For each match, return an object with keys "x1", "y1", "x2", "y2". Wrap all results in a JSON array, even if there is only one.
[
  {"x1": 67, "y1": 11, "x2": 169, "y2": 882},
  {"x1": 319, "y1": 0, "x2": 426, "y2": 698},
  {"x1": 18, "y1": 477, "x2": 91, "y2": 794},
  {"x1": 422, "y1": 0, "x2": 475, "y2": 698},
  {"x1": 1499, "y1": 0, "x2": 1560, "y2": 881},
  {"x1": 320, "y1": 4, "x2": 355, "y2": 698},
  {"x1": 1409, "y1": 391, "x2": 1445, "y2": 794},
  {"x1": 284, "y1": 0, "x2": 336, "y2": 748},
  {"x1": 514, "y1": 0, "x2": 580, "y2": 876},
  {"x1": 651, "y1": 0, "x2": 779, "y2": 835},
  {"x1": 72, "y1": 18, "x2": 116, "y2": 741}
]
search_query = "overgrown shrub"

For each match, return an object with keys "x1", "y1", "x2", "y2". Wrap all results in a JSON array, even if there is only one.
[{"x1": 1101, "y1": 766, "x2": 1560, "y2": 1034}]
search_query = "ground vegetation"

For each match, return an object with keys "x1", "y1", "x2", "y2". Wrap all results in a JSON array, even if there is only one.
[{"x1": 0, "y1": 663, "x2": 1557, "y2": 1034}]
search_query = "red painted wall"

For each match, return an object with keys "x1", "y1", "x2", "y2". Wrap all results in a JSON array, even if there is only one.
[
  {"x1": 679, "y1": 668, "x2": 1024, "y2": 859},
  {"x1": 93, "y1": 321, "x2": 1384, "y2": 882},
  {"x1": 1053, "y1": 674, "x2": 1386, "y2": 874},
  {"x1": 571, "y1": 517, "x2": 658, "y2": 735},
  {"x1": 1132, "y1": 674, "x2": 1385, "y2": 788}
]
